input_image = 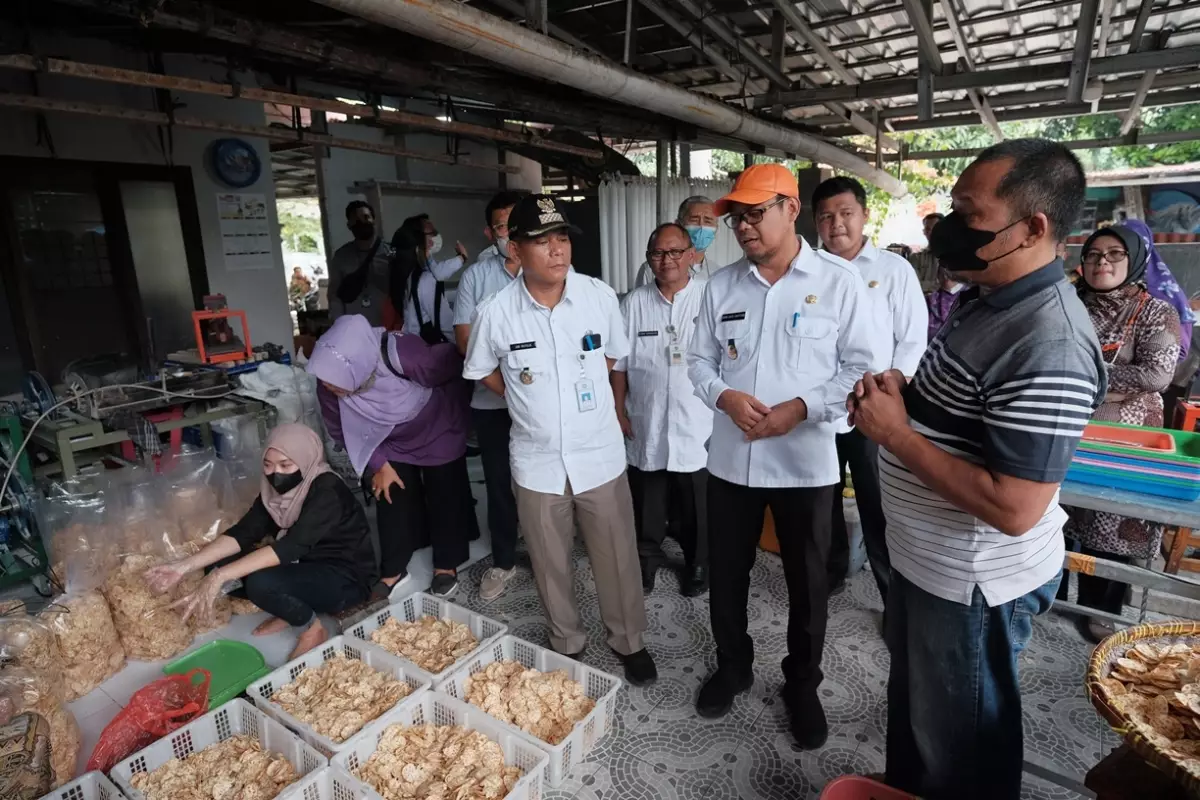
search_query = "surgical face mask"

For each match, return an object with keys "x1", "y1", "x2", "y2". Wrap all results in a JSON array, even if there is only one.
[
  {"x1": 929, "y1": 211, "x2": 1027, "y2": 272},
  {"x1": 350, "y1": 221, "x2": 375, "y2": 241},
  {"x1": 685, "y1": 225, "x2": 717, "y2": 252},
  {"x1": 427, "y1": 234, "x2": 444, "y2": 257},
  {"x1": 267, "y1": 469, "x2": 303, "y2": 495},
  {"x1": 495, "y1": 236, "x2": 510, "y2": 256}
]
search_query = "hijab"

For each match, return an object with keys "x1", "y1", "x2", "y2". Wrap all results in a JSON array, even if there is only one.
[
  {"x1": 1080, "y1": 225, "x2": 1147, "y2": 293},
  {"x1": 1122, "y1": 219, "x2": 1196, "y2": 358},
  {"x1": 261, "y1": 423, "x2": 332, "y2": 533},
  {"x1": 307, "y1": 315, "x2": 432, "y2": 477}
]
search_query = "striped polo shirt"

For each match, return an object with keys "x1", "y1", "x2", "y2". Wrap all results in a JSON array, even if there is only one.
[{"x1": 880, "y1": 261, "x2": 1106, "y2": 606}]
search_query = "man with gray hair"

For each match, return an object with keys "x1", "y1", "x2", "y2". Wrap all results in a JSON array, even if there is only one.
[{"x1": 634, "y1": 195, "x2": 718, "y2": 287}]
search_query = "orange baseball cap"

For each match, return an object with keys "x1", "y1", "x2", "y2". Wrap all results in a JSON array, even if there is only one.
[{"x1": 714, "y1": 163, "x2": 800, "y2": 216}]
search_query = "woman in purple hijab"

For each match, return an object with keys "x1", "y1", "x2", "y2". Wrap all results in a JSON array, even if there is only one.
[
  {"x1": 308, "y1": 314, "x2": 473, "y2": 598},
  {"x1": 1124, "y1": 219, "x2": 1195, "y2": 359}
]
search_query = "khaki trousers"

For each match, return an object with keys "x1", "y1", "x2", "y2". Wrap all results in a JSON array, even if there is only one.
[{"x1": 514, "y1": 472, "x2": 647, "y2": 656}]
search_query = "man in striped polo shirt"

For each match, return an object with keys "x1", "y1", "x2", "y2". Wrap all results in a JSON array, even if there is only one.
[{"x1": 850, "y1": 139, "x2": 1105, "y2": 800}]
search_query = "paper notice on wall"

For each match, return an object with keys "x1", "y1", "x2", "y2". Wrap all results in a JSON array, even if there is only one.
[{"x1": 217, "y1": 192, "x2": 274, "y2": 271}]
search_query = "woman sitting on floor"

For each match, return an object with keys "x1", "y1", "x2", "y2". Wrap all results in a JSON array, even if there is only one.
[
  {"x1": 1064, "y1": 224, "x2": 1181, "y2": 643},
  {"x1": 145, "y1": 423, "x2": 378, "y2": 658}
]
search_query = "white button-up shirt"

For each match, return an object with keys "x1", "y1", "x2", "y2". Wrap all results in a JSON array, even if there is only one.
[
  {"x1": 614, "y1": 278, "x2": 712, "y2": 473},
  {"x1": 846, "y1": 241, "x2": 929, "y2": 376},
  {"x1": 401, "y1": 255, "x2": 464, "y2": 341},
  {"x1": 687, "y1": 238, "x2": 873, "y2": 488},
  {"x1": 454, "y1": 253, "x2": 521, "y2": 410},
  {"x1": 463, "y1": 270, "x2": 630, "y2": 495}
]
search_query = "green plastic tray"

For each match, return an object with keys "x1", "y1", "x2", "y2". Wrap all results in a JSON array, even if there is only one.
[
  {"x1": 1078, "y1": 421, "x2": 1200, "y2": 466},
  {"x1": 163, "y1": 639, "x2": 270, "y2": 710}
]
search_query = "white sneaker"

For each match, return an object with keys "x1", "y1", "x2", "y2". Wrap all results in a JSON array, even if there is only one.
[{"x1": 479, "y1": 567, "x2": 518, "y2": 601}]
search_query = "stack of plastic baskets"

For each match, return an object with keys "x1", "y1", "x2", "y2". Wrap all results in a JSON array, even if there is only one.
[
  {"x1": 1067, "y1": 421, "x2": 1200, "y2": 501},
  {"x1": 438, "y1": 634, "x2": 622, "y2": 788}
]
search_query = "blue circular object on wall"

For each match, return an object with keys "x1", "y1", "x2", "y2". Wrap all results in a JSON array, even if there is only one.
[{"x1": 210, "y1": 138, "x2": 262, "y2": 188}]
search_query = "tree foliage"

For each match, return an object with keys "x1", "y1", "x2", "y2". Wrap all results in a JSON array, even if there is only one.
[{"x1": 279, "y1": 210, "x2": 322, "y2": 253}]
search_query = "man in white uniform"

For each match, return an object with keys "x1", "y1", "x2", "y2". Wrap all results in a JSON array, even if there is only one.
[
  {"x1": 811, "y1": 176, "x2": 928, "y2": 605},
  {"x1": 464, "y1": 194, "x2": 658, "y2": 686},
  {"x1": 634, "y1": 196, "x2": 719, "y2": 287},
  {"x1": 612, "y1": 223, "x2": 713, "y2": 597},
  {"x1": 454, "y1": 191, "x2": 526, "y2": 601},
  {"x1": 687, "y1": 164, "x2": 873, "y2": 747}
]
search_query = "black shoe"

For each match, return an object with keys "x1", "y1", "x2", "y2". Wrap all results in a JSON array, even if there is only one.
[
  {"x1": 782, "y1": 686, "x2": 828, "y2": 749},
  {"x1": 429, "y1": 572, "x2": 459, "y2": 598},
  {"x1": 680, "y1": 565, "x2": 709, "y2": 597},
  {"x1": 616, "y1": 648, "x2": 658, "y2": 687},
  {"x1": 559, "y1": 647, "x2": 587, "y2": 661},
  {"x1": 828, "y1": 575, "x2": 847, "y2": 595},
  {"x1": 640, "y1": 559, "x2": 659, "y2": 594},
  {"x1": 696, "y1": 668, "x2": 753, "y2": 718}
]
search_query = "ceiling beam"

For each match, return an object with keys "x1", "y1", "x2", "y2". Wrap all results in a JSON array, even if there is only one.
[
  {"x1": 937, "y1": 0, "x2": 1002, "y2": 139},
  {"x1": 488, "y1": 0, "x2": 598, "y2": 52},
  {"x1": 897, "y1": 0, "x2": 944, "y2": 68},
  {"x1": 747, "y1": 45, "x2": 1200, "y2": 107},
  {"x1": 766, "y1": 0, "x2": 858, "y2": 85},
  {"x1": 1066, "y1": 0, "x2": 1100, "y2": 103},
  {"x1": 1126, "y1": 0, "x2": 1155, "y2": 55},
  {"x1": 1097, "y1": 0, "x2": 1117, "y2": 57},
  {"x1": 900, "y1": 128, "x2": 1200, "y2": 161},
  {"x1": 671, "y1": 0, "x2": 791, "y2": 88},
  {"x1": 1120, "y1": 30, "x2": 1170, "y2": 136},
  {"x1": 636, "y1": 0, "x2": 762, "y2": 91}
]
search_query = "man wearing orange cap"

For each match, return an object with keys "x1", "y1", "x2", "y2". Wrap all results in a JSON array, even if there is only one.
[{"x1": 686, "y1": 164, "x2": 873, "y2": 747}]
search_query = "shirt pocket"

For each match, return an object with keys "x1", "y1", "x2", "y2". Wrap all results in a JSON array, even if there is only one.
[
  {"x1": 716, "y1": 320, "x2": 749, "y2": 369},
  {"x1": 784, "y1": 316, "x2": 838, "y2": 371},
  {"x1": 504, "y1": 349, "x2": 549, "y2": 386}
]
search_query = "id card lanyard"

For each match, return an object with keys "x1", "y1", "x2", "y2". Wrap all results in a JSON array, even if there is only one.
[
  {"x1": 666, "y1": 322, "x2": 684, "y2": 367},
  {"x1": 575, "y1": 331, "x2": 597, "y2": 412}
]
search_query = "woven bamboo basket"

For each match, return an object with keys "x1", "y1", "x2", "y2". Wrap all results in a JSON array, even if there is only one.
[{"x1": 1087, "y1": 620, "x2": 1200, "y2": 797}]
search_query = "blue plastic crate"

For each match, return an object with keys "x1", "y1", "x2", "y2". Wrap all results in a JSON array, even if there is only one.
[{"x1": 1066, "y1": 464, "x2": 1200, "y2": 501}]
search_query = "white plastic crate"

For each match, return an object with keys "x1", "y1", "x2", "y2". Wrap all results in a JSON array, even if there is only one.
[
  {"x1": 438, "y1": 634, "x2": 622, "y2": 788},
  {"x1": 286, "y1": 766, "x2": 371, "y2": 800},
  {"x1": 331, "y1": 692, "x2": 546, "y2": 800},
  {"x1": 39, "y1": 772, "x2": 128, "y2": 800},
  {"x1": 110, "y1": 698, "x2": 327, "y2": 800},
  {"x1": 344, "y1": 592, "x2": 507, "y2": 684},
  {"x1": 246, "y1": 635, "x2": 432, "y2": 756}
]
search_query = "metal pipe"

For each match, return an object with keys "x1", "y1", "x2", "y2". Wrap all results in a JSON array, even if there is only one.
[
  {"x1": 0, "y1": 54, "x2": 602, "y2": 159},
  {"x1": 0, "y1": 92, "x2": 521, "y2": 173},
  {"x1": 309, "y1": 0, "x2": 907, "y2": 194}
]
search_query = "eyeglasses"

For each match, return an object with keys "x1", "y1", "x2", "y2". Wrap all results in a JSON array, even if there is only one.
[
  {"x1": 1082, "y1": 248, "x2": 1129, "y2": 266},
  {"x1": 648, "y1": 248, "x2": 689, "y2": 262},
  {"x1": 724, "y1": 197, "x2": 786, "y2": 229}
]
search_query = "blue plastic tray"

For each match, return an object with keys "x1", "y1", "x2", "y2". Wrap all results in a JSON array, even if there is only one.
[
  {"x1": 1066, "y1": 464, "x2": 1200, "y2": 501},
  {"x1": 1074, "y1": 450, "x2": 1200, "y2": 479}
]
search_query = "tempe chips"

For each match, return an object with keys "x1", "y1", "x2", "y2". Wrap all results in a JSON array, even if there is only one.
[
  {"x1": 128, "y1": 734, "x2": 299, "y2": 800},
  {"x1": 270, "y1": 655, "x2": 413, "y2": 743},
  {"x1": 465, "y1": 660, "x2": 595, "y2": 745},
  {"x1": 354, "y1": 723, "x2": 521, "y2": 800}
]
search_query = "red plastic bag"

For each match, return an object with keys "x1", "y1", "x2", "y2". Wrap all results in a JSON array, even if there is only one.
[{"x1": 85, "y1": 668, "x2": 210, "y2": 774}]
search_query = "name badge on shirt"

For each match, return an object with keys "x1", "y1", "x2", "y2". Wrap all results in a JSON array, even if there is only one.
[
  {"x1": 575, "y1": 378, "x2": 596, "y2": 412},
  {"x1": 637, "y1": 330, "x2": 659, "y2": 337},
  {"x1": 668, "y1": 344, "x2": 685, "y2": 366},
  {"x1": 720, "y1": 311, "x2": 746, "y2": 322},
  {"x1": 509, "y1": 341, "x2": 537, "y2": 351}
]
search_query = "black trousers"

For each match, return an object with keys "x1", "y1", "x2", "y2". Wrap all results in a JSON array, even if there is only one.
[
  {"x1": 828, "y1": 429, "x2": 891, "y2": 600},
  {"x1": 709, "y1": 475, "x2": 836, "y2": 694},
  {"x1": 208, "y1": 556, "x2": 366, "y2": 627},
  {"x1": 369, "y1": 456, "x2": 473, "y2": 576},
  {"x1": 628, "y1": 466, "x2": 708, "y2": 568},
  {"x1": 1059, "y1": 542, "x2": 1132, "y2": 615},
  {"x1": 473, "y1": 407, "x2": 519, "y2": 571}
]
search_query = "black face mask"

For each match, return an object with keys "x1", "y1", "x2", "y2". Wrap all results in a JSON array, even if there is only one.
[
  {"x1": 929, "y1": 212, "x2": 1027, "y2": 272},
  {"x1": 267, "y1": 470, "x2": 304, "y2": 495},
  {"x1": 350, "y1": 221, "x2": 375, "y2": 241}
]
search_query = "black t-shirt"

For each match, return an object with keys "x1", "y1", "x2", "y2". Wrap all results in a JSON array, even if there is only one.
[{"x1": 225, "y1": 473, "x2": 378, "y2": 589}]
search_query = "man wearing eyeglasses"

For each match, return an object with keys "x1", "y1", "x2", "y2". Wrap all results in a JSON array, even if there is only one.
[
  {"x1": 611, "y1": 223, "x2": 713, "y2": 598},
  {"x1": 687, "y1": 164, "x2": 873, "y2": 748}
]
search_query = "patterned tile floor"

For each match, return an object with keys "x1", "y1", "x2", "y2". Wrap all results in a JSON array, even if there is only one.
[{"x1": 452, "y1": 540, "x2": 1113, "y2": 800}]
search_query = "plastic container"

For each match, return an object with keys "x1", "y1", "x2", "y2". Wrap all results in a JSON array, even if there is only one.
[
  {"x1": 38, "y1": 771, "x2": 128, "y2": 800},
  {"x1": 332, "y1": 692, "x2": 546, "y2": 800},
  {"x1": 819, "y1": 775, "x2": 916, "y2": 799},
  {"x1": 438, "y1": 635, "x2": 622, "y2": 788},
  {"x1": 1081, "y1": 421, "x2": 1178, "y2": 454},
  {"x1": 246, "y1": 635, "x2": 431, "y2": 756},
  {"x1": 110, "y1": 698, "x2": 327, "y2": 800},
  {"x1": 283, "y1": 766, "x2": 372, "y2": 800},
  {"x1": 1073, "y1": 454, "x2": 1200, "y2": 480},
  {"x1": 163, "y1": 639, "x2": 271, "y2": 710},
  {"x1": 344, "y1": 592, "x2": 507, "y2": 684},
  {"x1": 1065, "y1": 463, "x2": 1200, "y2": 501}
]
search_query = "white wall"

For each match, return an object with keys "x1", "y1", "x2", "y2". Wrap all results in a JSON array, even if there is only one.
[{"x1": 0, "y1": 34, "x2": 294, "y2": 352}]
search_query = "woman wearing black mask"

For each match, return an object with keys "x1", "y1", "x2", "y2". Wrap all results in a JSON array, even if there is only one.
[
  {"x1": 1062, "y1": 224, "x2": 1182, "y2": 642},
  {"x1": 142, "y1": 424, "x2": 378, "y2": 658}
]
